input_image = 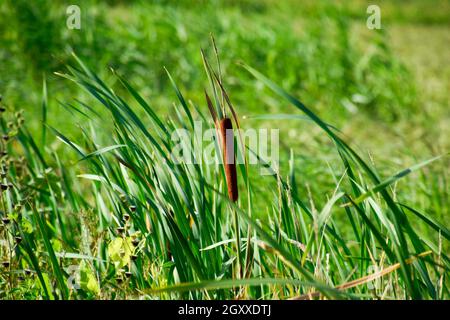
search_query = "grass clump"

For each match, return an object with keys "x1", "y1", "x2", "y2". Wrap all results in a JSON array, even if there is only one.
[
  {"x1": 1, "y1": 46, "x2": 447, "y2": 299},
  {"x1": 0, "y1": 0, "x2": 448, "y2": 300}
]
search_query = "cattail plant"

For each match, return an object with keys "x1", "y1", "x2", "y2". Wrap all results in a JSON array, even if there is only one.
[
  {"x1": 206, "y1": 92, "x2": 238, "y2": 202},
  {"x1": 218, "y1": 117, "x2": 238, "y2": 201},
  {"x1": 202, "y1": 37, "x2": 246, "y2": 279},
  {"x1": 202, "y1": 38, "x2": 240, "y2": 203}
]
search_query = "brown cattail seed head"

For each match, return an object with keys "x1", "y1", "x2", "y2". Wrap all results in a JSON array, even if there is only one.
[
  {"x1": 15, "y1": 236, "x2": 22, "y2": 244},
  {"x1": 129, "y1": 205, "x2": 136, "y2": 212},
  {"x1": 2, "y1": 217, "x2": 10, "y2": 224},
  {"x1": 116, "y1": 226, "x2": 125, "y2": 235},
  {"x1": 131, "y1": 254, "x2": 138, "y2": 261},
  {"x1": 218, "y1": 118, "x2": 238, "y2": 202},
  {"x1": 125, "y1": 271, "x2": 132, "y2": 278},
  {"x1": 123, "y1": 213, "x2": 130, "y2": 221},
  {"x1": 1, "y1": 261, "x2": 10, "y2": 268}
]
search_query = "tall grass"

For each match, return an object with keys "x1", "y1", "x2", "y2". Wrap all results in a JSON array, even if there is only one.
[
  {"x1": 0, "y1": 0, "x2": 448, "y2": 300},
  {"x1": 0, "y1": 47, "x2": 447, "y2": 299}
]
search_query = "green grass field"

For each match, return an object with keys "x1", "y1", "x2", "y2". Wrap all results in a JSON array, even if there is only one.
[{"x1": 0, "y1": 0, "x2": 448, "y2": 299}]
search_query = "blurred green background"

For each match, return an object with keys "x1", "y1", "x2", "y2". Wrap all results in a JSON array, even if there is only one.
[{"x1": 0, "y1": 0, "x2": 448, "y2": 221}]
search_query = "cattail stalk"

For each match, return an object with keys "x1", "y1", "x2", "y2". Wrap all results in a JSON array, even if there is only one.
[{"x1": 217, "y1": 117, "x2": 238, "y2": 202}]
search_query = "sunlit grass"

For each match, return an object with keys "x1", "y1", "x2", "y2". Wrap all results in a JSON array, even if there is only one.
[{"x1": 0, "y1": 0, "x2": 448, "y2": 300}]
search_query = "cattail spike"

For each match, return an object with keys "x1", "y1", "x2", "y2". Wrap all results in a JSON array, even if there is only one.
[{"x1": 218, "y1": 118, "x2": 238, "y2": 202}]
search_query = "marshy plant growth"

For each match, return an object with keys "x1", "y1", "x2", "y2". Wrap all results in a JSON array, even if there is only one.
[
  {"x1": 201, "y1": 39, "x2": 244, "y2": 280},
  {"x1": 0, "y1": 40, "x2": 449, "y2": 299}
]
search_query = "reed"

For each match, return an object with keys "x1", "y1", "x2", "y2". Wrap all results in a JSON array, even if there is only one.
[
  {"x1": 217, "y1": 117, "x2": 238, "y2": 202},
  {"x1": 202, "y1": 37, "x2": 240, "y2": 203}
]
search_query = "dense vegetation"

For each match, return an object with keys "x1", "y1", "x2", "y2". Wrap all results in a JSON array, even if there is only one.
[{"x1": 0, "y1": 0, "x2": 448, "y2": 299}]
